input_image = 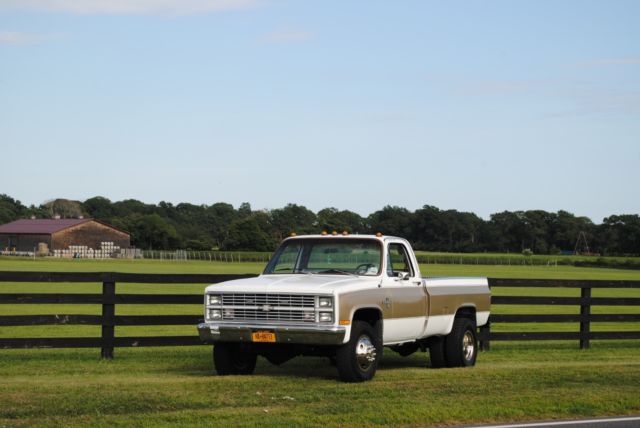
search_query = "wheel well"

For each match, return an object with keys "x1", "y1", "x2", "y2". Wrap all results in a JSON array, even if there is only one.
[
  {"x1": 455, "y1": 306, "x2": 476, "y2": 322},
  {"x1": 353, "y1": 307, "x2": 382, "y2": 328}
]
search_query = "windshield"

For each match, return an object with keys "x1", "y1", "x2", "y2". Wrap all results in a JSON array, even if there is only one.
[{"x1": 264, "y1": 238, "x2": 382, "y2": 276}]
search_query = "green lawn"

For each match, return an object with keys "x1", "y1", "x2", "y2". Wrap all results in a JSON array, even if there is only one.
[
  {"x1": 0, "y1": 344, "x2": 639, "y2": 427},
  {"x1": 1, "y1": 257, "x2": 639, "y2": 426},
  {"x1": 4, "y1": 255, "x2": 640, "y2": 278}
]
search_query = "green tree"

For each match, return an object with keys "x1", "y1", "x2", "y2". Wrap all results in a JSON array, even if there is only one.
[
  {"x1": 270, "y1": 203, "x2": 317, "y2": 240},
  {"x1": 316, "y1": 208, "x2": 365, "y2": 233},
  {"x1": 83, "y1": 196, "x2": 115, "y2": 221},
  {"x1": 43, "y1": 198, "x2": 85, "y2": 218},
  {"x1": 600, "y1": 215, "x2": 640, "y2": 255},
  {"x1": 489, "y1": 211, "x2": 527, "y2": 252},
  {"x1": 207, "y1": 203, "x2": 237, "y2": 249},
  {"x1": 411, "y1": 206, "x2": 483, "y2": 252},
  {"x1": 550, "y1": 210, "x2": 595, "y2": 253},
  {"x1": 0, "y1": 194, "x2": 27, "y2": 224},
  {"x1": 223, "y1": 215, "x2": 276, "y2": 251},
  {"x1": 367, "y1": 206, "x2": 413, "y2": 237},
  {"x1": 129, "y1": 214, "x2": 181, "y2": 250}
]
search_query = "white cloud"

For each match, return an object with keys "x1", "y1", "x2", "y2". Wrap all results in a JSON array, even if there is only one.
[
  {"x1": 0, "y1": 30, "x2": 47, "y2": 44},
  {"x1": 261, "y1": 30, "x2": 312, "y2": 44},
  {"x1": 0, "y1": 0, "x2": 260, "y2": 15}
]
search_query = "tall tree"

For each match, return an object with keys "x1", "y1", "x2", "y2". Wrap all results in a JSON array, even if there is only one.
[
  {"x1": 270, "y1": 204, "x2": 317, "y2": 240},
  {"x1": 316, "y1": 208, "x2": 365, "y2": 233},
  {"x1": 223, "y1": 215, "x2": 277, "y2": 251},
  {"x1": 367, "y1": 206, "x2": 413, "y2": 237},
  {"x1": 600, "y1": 215, "x2": 640, "y2": 255},
  {"x1": 83, "y1": 196, "x2": 115, "y2": 221},
  {"x1": 0, "y1": 194, "x2": 27, "y2": 224},
  {"x1": 43, "y1": 198, "x2": 84, "y2": 219},
  {"x1": 129, "y1": 214, "x2": 181, "y2": 250}
]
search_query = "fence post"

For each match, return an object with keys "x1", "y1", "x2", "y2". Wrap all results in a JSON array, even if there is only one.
[
  {"x1": 479, "y1": 320, "x2": 490, "y2": 351},
  {"x1": 580, "y1": 286, "x2": 591, "y2": 349},
  {"x1": 101, "y1": 275, "x2": 116, "y2": 359}
]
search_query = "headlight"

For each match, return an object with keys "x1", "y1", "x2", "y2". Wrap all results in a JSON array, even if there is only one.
[
  {"x1": 208, "y1": 295, "x2": 222, "y2": 305},
  {"x1": 319, "y1": 297, "x2": 332, "y2": 308},
  {"x1": 319, "y1": 312, "x2": 333, "y2": 323},
  {"x1": 209, "y1": 309, "x2": 222, "y2": 320}
]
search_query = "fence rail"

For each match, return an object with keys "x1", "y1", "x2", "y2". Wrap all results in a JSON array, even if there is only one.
[
  {"x1": 0, "y1": 272, "x2": 639, "y2": 357},
  {"x1": 478, "y1": 278, "x2": 640, "y2": 350},
  {"x1": 0, "y1": 272, "x2": 256, "y2": 358}
]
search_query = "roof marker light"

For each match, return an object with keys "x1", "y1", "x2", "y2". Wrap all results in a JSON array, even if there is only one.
[
  {"x1": 376, "y1": 232, "x2": 383, "y2": 237},
  {"x1": 332, "y1": 231, "x2": 338, "y2": 236},
  {"x1": 290, "y1": 232, "x2": 297, "y2": 237},
  {"x1": 321, "y1": 231, "x2": 328, "y2": 236},
  {"x1": 342, "y1": 231, "x2": 348, "y2": 236}
]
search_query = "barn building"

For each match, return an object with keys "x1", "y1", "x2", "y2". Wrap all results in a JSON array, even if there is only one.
[{"x1": 0, "y1": 219, "x2": 130, "y2": 253}]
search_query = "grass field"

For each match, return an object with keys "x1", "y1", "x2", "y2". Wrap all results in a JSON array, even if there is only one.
[
  {"x1": 1, "y1": 257, "x2": 639, "y2": 426},
  {"x1": 1, "y1": 344, "x2": 639, "y2": 427},
  {"x1": 414, "y1": 250, "x2": 640, "y2": 262}
]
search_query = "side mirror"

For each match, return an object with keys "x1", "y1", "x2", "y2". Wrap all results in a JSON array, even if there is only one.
[{"x1": 397, "y1": 272, "x2": 410, "y2": 280}]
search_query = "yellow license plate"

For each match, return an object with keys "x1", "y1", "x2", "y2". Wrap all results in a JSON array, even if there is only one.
[{"x1": 251, "y1": 331, "x2": 276, "y2": 343}]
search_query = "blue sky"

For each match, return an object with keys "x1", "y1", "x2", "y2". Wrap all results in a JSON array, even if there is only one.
[{"x1": 1, "y1": 0, "x2": 639, "y2": 222}]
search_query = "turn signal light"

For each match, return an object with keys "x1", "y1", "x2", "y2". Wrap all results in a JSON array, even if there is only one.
[{"x1": 339, "y1": 320, "x2": 351, "y2": 325}]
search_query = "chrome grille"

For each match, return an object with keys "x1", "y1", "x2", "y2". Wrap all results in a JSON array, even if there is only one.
[
  {"x1": 222, "y1": 308, "x2": 314, "y2": 323},
  {"x1": 221, "y1": 294, "x2": 315, "y2": 308},
  {"x1": 217, "y1": 293, "x2": 317, "y2": 323}
]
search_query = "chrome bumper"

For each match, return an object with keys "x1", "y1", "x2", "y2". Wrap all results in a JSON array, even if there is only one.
[{"x1": 197, "y1": 323, "x2": 347, "y2": 346}]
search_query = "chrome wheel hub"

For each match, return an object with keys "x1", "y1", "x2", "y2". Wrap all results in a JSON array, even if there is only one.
[
  {"x1": 463, "y1": 330, "x2": 475, "y2": 361},
  {"x1": 355, "y1": 335, "x2": 377, "y2": 371}
]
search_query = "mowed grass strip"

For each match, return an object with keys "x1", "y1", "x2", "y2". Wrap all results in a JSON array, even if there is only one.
[
  {"x1": 4, "y1": 256, "x2": 640, "y2": 278},
  {"x1": 0, "y1": 344, "x2": 639, "y2": 427}
]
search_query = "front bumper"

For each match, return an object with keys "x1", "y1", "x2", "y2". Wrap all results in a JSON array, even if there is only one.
[{"x1": 197, "y1": 322, "x2": 347, "y2": 346}]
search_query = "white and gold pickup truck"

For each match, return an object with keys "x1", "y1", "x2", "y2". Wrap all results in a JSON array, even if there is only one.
[{"x1": 197, "y1": 234, "x2": 490, "y2": 382}]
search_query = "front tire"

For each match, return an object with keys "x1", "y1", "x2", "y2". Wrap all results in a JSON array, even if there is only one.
[
  {"x1": 444, "y1": 318, "x2": 477, "y2": 367},
  {"x1": 335, "y1": 320, "x2": 382, "y2": 382},
  {"x1": 213, "y1": 343, "x2": 257, "y2": 375}
]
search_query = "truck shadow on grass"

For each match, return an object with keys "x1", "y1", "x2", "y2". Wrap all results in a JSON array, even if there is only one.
[
  {"x1": 201, "y1": 353, "x2": 433, "y2": 380},
  {"x1": 253, "y1": 357, "x2": 338, "y2": 380},
  {"x1": 1, "y1": 348, "x2": 434, "y2": 381}
]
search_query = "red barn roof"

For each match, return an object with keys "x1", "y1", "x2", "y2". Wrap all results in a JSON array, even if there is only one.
[{"x1": 0, "y1": 219, "x2": 91, "y2": 234}]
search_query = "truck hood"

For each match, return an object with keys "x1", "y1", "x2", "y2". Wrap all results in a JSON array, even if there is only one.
[{"x1": 204, "y1": 274, "x2": 380, "y2": 295}]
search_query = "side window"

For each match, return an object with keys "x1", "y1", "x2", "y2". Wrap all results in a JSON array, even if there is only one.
[{"x1": 387, "y1": 243, "x2": 414, "y2": 278}]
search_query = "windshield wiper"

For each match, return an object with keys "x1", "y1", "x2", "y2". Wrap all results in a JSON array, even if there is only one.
[{"x1": 316, "y1": 269, "x2": 357, "y2": 276}]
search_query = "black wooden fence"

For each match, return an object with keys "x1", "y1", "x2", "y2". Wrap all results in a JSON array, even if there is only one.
[
  {"x1": 0, "y1": 272, "x2": 255, "y2": 358},
  {"x1": 479, "y1": 278, "x2": 640, "y2": 350},
  {"x1": 0, "y1": 272, "x2": 639, "y2": 358}
]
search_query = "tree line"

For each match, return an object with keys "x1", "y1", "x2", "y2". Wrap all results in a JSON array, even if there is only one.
[{"x1": 1, "y1": 194, "x2": 638, "y2": 255}]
